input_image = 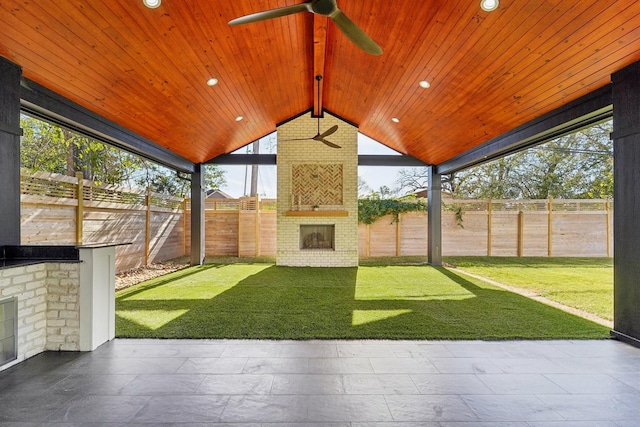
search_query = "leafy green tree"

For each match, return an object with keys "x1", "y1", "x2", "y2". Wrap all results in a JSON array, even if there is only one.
[
  {"x1": 20, "y1": 115, "x2": 226, "y2": 197},
  {"x1": 21, "y1": 116, "x2": 143, "y2": 184},
  {"x1": 395, "y1": 121, "x2": 613, "y2": 200}
]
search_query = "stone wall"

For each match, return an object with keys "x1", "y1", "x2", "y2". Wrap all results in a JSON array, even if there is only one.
[
  {"x1": 45, "y1": 263, "x2": 81, "y2": 351},
  {"x1": 276, "y1": 112, "x2": 359, "y2": 267},
  {"x1": 0, "y1": 262, "x2": 80, "y2": 370}
]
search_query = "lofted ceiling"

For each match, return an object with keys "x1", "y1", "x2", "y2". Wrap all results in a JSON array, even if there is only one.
[{"x1": 1, "y1": 0, "x2": 640, "y2": 166}]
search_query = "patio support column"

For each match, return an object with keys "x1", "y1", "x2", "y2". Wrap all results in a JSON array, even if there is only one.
[
  {"x1": 427, "y1": 166, "x2": 442, "y2": 266},
  {"x1": 190, "y1": 163, "x2": 205, "y2": 265},
  {"x1": 612, "y1": 60, "x2": 640, "y2": 344},
  {"x1": 0, "y1": 57, "x2": 22, "y2": 246}
]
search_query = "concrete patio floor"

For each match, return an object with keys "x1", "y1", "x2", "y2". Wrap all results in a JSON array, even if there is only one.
[{"x1": 1, "y1": 338, "x2": 640, "y2": 425}]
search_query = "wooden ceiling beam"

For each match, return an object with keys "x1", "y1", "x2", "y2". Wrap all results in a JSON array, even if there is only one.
[{"x1": 313, "y1": 14, "x2": 328, "y2": 117}]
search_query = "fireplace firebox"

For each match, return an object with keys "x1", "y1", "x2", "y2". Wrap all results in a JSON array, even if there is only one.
[{"x1": 300, "y1": 225, "x2": 335, "y2": 250}]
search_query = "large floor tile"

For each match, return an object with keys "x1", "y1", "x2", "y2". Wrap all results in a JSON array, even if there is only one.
[
  {"x1": 462, "y1": 394, "x2": 563, "y2": 422},
  {"x1": 385, "y1": 394, "x2": 479, "y2": 422},
  {"x1": 410, "y1": 373, "x2": 494, "y2": 395},
  {"x1": 131, "y1": 395, "x2": 228, "y2": 423}
]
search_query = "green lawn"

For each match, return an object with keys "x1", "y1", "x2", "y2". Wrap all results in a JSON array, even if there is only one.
[
  {"x1": 444, "y1": 257, "x2": 613, "y2": 321},
  {"x1": 116, "y1": 262, "x2": 609, "y2": 339}
]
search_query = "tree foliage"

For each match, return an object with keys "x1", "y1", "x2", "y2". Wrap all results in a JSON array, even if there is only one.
[
  {"x1": 20, "y1": 116, "x2": 141, "y2": 184},
  {"x1": 20, "y1": 115, "x2": 226, "y2": 197},
  {"x1": 395, "y1": 121, "x2": 613, "y2": 200}
]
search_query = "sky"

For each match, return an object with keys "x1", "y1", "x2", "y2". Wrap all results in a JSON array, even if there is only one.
[{"x1": 217, "y1": 133, "x2": 417, "y2": 199}]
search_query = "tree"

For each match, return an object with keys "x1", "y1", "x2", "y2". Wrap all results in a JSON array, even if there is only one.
[
  {"x1": 20, "y1": 115, "x2": 226, "y2": 197},
  {"x1": 21, "y1": 116, "x2": 143, "y2": 184},
  {"x1": 395, "y1": 120, "x2": 613, "y2": 199},
  {"x1": 357, "y1": 176, "x2": 371, "y2": 196}
]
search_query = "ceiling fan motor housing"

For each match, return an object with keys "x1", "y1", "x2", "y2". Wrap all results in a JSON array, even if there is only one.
[{"x1": 312, "y1": 0, "x2": 338, "y2": 16}]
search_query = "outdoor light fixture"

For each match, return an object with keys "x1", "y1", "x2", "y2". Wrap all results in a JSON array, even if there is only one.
[
  {"x1": 480, "y1": 0, "x2": 499, "y2": 12},
  {"x1": 143, "y1": 0, "x2": 161, "y2": 9},
  {"x1": 207, "y1": 78, "x2": 219, "y2": 86},
  {"x1": 419, "y1": 80, "x2": 431, "y2": 89}
]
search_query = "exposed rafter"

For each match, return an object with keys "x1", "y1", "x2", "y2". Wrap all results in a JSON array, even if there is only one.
[{"x1": 313, "y1": 14, "x2": 328, "y2": 117}]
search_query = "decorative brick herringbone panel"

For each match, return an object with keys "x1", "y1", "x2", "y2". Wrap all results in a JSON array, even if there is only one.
[{"x1": 292, "y1": 163, "x2": 343, "y2": 206}]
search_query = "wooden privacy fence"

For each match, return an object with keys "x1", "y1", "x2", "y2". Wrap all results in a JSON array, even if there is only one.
[
  {"x1": 20, "y1": 171, "x2": 186, "y2": 272},
  {"x1": 183, "y1": 198, "x2": 277, "y2": 258},
  {"x1": 20, "y1": 172, "x2": 613, "y2": 273},
  {"x1": 359, "y1": 199, "x2": 613, "y2": 258}
]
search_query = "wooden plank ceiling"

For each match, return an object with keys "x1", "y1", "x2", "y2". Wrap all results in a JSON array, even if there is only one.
[{"x1": 1, "y1": 0, "x2": 640, "y2": 166}]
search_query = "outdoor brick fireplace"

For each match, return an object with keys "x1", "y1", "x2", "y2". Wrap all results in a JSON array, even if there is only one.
[{"x1": 276, "y1": 112, "x2": 358, "y2": 267}]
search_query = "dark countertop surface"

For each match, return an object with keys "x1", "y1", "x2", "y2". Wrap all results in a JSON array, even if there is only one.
[
  {"x1": 0, "y1": 245, "x2": 79, "y2": 271},
  {"x1": 0, "y1": 244, "x2": 129, "y2": 270}
]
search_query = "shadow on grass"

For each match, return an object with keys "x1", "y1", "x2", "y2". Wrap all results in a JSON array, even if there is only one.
[{"x1": 116, "y1": 264, "x2": 610, "y2": 340}]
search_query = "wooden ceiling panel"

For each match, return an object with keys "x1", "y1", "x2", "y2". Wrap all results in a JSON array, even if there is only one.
[{"x1": 1, "y1": 0, "x2": 640, "y2": 165}]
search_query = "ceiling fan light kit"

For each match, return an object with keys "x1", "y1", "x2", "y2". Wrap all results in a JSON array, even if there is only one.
[{"x1": 229, "y1": 0, "x2": 383, "y2": 56}]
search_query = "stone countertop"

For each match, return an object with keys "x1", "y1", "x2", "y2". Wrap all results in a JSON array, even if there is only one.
[
  {"x1": 0, "y1": 245, "x2": 80, "y2": 270},
  {"x1": 0, "y1": 243, "x2": 130, "y2": 270}
]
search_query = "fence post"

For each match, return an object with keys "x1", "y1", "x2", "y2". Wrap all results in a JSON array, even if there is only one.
[
  {"x1": 606, "y1": 199, "x2": 612, "y2": 257},
  {"x1": 547, "y1": 197, "x2": 553, "y2": 257},
  {"x1": 182, "y1": 199, "x2": 188, "y2": 257},
  {"x1": 487, "y1": 199, "x2": 492, "y2": 256},
  {"x1": 396, "y1": 215, "x2": 401, "y2": 256},
  {"x1": 75, "y1": 172, "x2": 84, "y2": 245},
  {"x1": 366, "y1": 224, "x2": 371, "y2": 256},
  {"x1": 145, "y1": 187, "x2": 151, "y2": 265},
  {"x1": 255, "y1": 194, "x2": 260, "y2": 256},
  {"x1": 517, "y1": 210, "x2": 524, "y2": 257}
]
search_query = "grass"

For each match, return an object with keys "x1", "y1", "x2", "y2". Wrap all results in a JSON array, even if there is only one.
[
  {"x1": 116, "y1": 262, "x2": 610, "y2": 340},
  {"x1": 444, "y1": 257, "x2": 613, "y2": 321}
]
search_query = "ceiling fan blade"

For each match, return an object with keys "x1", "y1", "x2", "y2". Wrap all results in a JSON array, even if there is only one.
[
  {"x1": 318, "y1": 125, "x2": 338, "y2": 138},
  {"x1": 330, "y1": 9, "x2": 382, "y2": 55},
  {"x1": 319, "y1": 138, "x2": 341, "y2": 149},
  {"x1": 229, "y1": 3, "x2": 311, "y2": 26},
  {"x1": 279, "y1": 137, "x2": 313, "y2": 142}
]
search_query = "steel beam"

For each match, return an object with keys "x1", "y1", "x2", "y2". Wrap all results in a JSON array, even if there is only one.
[
  {"x1": 612, "y1": 60, "x2": 640, "y2": 343},
  {"x1": 0, "y1": 57, "x2": 22, "y2": 245},
  {"x1": 427, "y1": 166, "x2": 442, "y2": 266},
  {"x1": 208, "y1": 153, "x2": 427, "y2": 167},
  {"x1": 190, "y1": 164, "x2": 205, "y2": 266}
]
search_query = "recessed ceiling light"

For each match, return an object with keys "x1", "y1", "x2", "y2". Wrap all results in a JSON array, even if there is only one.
[
  {"x1": 207, "y1": 78, "x2": 219, "y2": 86},
  {"x1": 143, "y1": 0, "x2": 161, "y2": 9},
  {"x1": 235, "y1": 116, "x2": 244, "y2": 122},
  {"x1": 419, "y1": 80, "x2": 431, "y2": 89},
  {"x1": 480, "y1": 0, "x2": 499, "y2": 12},
  {"x1": 392, "y1": 117, "x2": 400, "y2": 123}
]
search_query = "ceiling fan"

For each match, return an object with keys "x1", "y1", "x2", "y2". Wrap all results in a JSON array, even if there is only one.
[
  {"x1": 228, "y1": 0, "x2": 383, "y2": 56},
  {"x1": 280, "y1": 76, "x2": 341, "y2": 148}
]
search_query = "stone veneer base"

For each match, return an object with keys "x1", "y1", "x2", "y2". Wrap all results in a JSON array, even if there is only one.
[{"x1": 1, "y1": 262, "x2": 81, "y2": 371}]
